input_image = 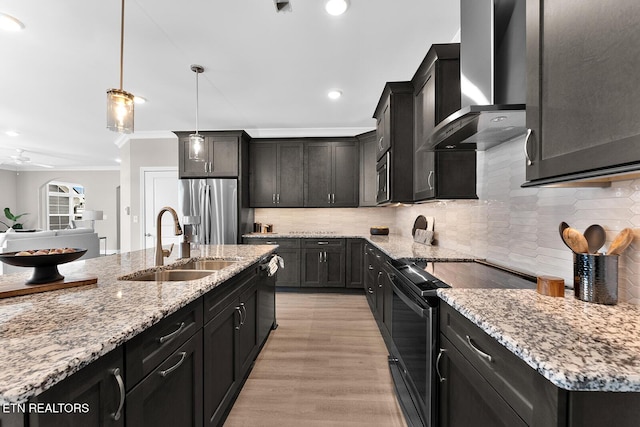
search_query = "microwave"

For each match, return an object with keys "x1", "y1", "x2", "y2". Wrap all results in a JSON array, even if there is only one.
[{"x1": 376, "y1": 152, "x2": 390, "y2": 204}]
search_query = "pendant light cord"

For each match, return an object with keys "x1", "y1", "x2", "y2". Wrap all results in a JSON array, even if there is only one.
[
  {"x1": 195, "y1": 71, "x2": 199, "y2": 133},
  {"x1": 119, "y1": 0, "x2": 125, "y2": 90}
]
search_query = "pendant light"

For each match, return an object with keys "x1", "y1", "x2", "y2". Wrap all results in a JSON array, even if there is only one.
[
  {"x1": 106, "y1": 0, "x2": 134, "y2": 134},
  {"x1": 189, "y1": 64, "x2": 205, "y2": 161}
]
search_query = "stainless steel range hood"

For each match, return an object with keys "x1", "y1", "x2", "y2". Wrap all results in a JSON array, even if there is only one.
[{"x1": 430, "y1": 0, "x2": 526, "y2": 150}]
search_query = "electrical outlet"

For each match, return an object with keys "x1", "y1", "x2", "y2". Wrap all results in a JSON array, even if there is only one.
[{"x1": 133, "y1": 215, "x2": 138, "y2": 223}]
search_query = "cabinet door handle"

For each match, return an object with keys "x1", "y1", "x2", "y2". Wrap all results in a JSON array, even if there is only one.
[
  {"x1": 318, "y1": 252, "x2": 322, "y2": 263},
  {"x1": 377, "y1": 271, "x2": 382, "y2": 286},
  {"x1": 466, "y1": 335, "x2": 493, "y2": 363},
  {"x1": 327, "y1": 193, "x2": 331, "y2": 204},
  {"x1": 266, "y1": 241, "x2": 277, "y2": 245},
  {"x1": 239, "y1": 302, "x2": 246, "y2": 325},
  {"x1": 272, "y1": 194, "x2": 276, "y2": 204},
  {"x1": 331, "y1": 193, "x2": 335, "y2": 204},
  {"x1": 367, "y1": 287, "x2": 374, "y2": 294},
  {"x1": 324, "y1": 251, "x2": 327, "y2": 262},
  {"x1": 276, "y1": 193, "x2": 280, "y2": 203},
  {"x1": 436, "y1": 348, "x2": 447, "y2": 382},
  {"x1": 110, "y1": 367, "x2": 125, "y2": 421},
  {"x1": 157, "y1": 322, "x2": 185, "y2": 344},
  {"x1": 235, "y1": 306, "x2": 242, "y2": 330},
  {"x1": 524, "y1": 128, "x2": 533, "y2": 166},
  {"x1": 158, "y1": 351, "x2": 187, "y2": 377},
  {"x1": 378, "y1": 137, "x2": 383, "y2": 151},
  {"x1": 368, "y1": 265, "x2": 374, "y2": 270},
  {"x1": 209, "y1": 161, "x2": 213, "y2": 173},
  {"x1": 427, "y1": 170, "x2": 434, "y2": 190}
]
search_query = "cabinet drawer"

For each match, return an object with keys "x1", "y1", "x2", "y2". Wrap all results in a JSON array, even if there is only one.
[
  {"x1": 204, "y1": 265, "x2": 257, "y2": 324},
  {"x1": 126, "y1": 299, "x2": 203, "y2": 389},
  {"x1": 302, "y1": 238, "x2": 345, "y2": 248},
  {"x1": 244, "y1": 237, "x2": 300, "y2": 248},
  {"x1": 440, "y1": 302, "x2": 537, "y2": 425}
]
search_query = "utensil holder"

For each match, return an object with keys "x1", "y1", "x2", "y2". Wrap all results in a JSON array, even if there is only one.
[{"x1": 573, "y1": 253, "x2": 618, "y2": 305}]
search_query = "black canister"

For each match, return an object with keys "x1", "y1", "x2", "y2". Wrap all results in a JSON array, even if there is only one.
[{"x1": 573, "y1": 253, "x2": 618, "y2": 305}]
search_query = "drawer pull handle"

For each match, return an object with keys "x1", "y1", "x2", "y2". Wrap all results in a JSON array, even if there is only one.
[
  {"x1": 368, "y1": 265, "x2": 374, "y2": 270},
  {"x1": 110, "y1": 367, "x2": 125, "y2": 421},
  {"x1": 466, "y1": 335, "x2": 493, "y2": 363},
  {"x1": 266, "y1": 241, "x2": 277, "y2": 245},
  {"x1": 158, "y1": 322, "x2": 185, "y2": 344},
  {"x1": 317, "y1": 241, "x2": 329, "y2": 245},
  {"x1": 367, "y1": 287, "x2": 374, "y2": 294},
  {"x1": 436, "y1": 348, "x2": 446, "y2": 382},
  {"x1": 159, "y1": 352, "x2": 187, "y2": 377}
]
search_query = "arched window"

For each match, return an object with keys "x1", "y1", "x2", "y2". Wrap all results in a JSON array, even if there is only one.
[{"x1": 46, "y1": 181, "x2": 85, "y2": 230}]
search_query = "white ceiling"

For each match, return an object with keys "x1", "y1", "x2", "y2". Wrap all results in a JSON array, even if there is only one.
[{"x1": 0, "y1": 0, "x2": 460, "y2": 170}]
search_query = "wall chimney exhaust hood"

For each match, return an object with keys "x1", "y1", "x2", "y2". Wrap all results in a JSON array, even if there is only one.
[{"x1": 429, "y1": 0, "x2": 526, "y2": 151}]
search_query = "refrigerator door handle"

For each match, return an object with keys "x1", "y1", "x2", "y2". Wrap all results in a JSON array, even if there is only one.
[{"x1": 202, "y1": 184, "x2": 211, "y2": 244}]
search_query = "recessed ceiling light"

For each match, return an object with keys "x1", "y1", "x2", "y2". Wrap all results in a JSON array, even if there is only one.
[
  {"x1": 325, "y1": 0, "x2": 349, "y2": 16},
  {"x1": 0, "y1": 13, "x2": 25, "y2": 31},
  {"x1": 328, "y1": 90, "x2": 342, "y2": 100},
  {"x1": 5, "y1": 130, "x2": 19, "y2": 137},
  {"x1": 133, "y1": 96, "x2": 147, "y2": 105}
]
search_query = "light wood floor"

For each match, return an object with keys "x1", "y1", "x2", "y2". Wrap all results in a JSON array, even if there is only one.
[{"x1": 224, "y1": 292, "x2": 407, "y2": 427}]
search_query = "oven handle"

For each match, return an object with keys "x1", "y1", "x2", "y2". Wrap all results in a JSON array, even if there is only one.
[{"x1": 390, "y1": 278, "x2": 428, "y2": 319}]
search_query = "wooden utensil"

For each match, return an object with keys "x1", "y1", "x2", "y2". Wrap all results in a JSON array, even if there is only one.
[
  {"x1": 606, "y1": 228, "x2": 634, "y2": 255},
  {"x1": 563, "y1": 227, "x2": 589, "y2": 254},
  {"x1": 558, "y1": 222, "x2": 572, "y2": 250},
  {"x1": 584, "y1": 224, "x2": 606, "y2": 254}
]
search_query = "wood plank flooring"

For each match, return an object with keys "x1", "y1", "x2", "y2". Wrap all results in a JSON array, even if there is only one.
[{"x1": 224, "y1": 292, "x2": 407, "y2": 427}]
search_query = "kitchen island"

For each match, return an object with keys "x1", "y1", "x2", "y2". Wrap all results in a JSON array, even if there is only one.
[{"x1": 0, "y1": 244, "x2": 276, "y2": 411}]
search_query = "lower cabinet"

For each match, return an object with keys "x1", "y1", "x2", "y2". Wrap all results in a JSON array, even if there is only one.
[
  {"x1": 126, "y1": 331, "x2": 204, "y2": 427},
  {"x1": 243, "y1": 238, "x2": 301, "y2": 287},
  {"x1": 364, "y1": 243, "x2": 392, "y2": 339},
  {"x1": 203, "y1": 278, "x2": 258, "y2": 427},
  {"x1": 345, "y1": 239, "x2": 364, "y2": 289},
  {"x1": 439, "y1": 301, "x2": 640, "y2": 427},
  {"x1": 301, "y1": 239, "x2": 346, "y2": 287},
  {"x1": 29, "y1": 347, "x2": 125, "y2": 427}
]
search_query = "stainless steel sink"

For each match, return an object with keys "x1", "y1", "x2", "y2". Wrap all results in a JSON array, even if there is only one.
[
  {"x1": 178, "y1": 259, "x2": 238, "y2": 270},
  {"x1": 123, "y1": 269, "x2": 214, "y2": 282}
]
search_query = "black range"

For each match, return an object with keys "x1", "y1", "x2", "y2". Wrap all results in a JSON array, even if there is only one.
[{"x1": 386, "y1": 259, "x2": 535, "y2": 427}]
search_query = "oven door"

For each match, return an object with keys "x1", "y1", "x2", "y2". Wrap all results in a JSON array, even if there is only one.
[
  {"x1": 388, "y1": 270, "x2": 438, "y2": 427},
  {"x1": 376, "y1": 152, "x2": 390, "y2": 204}
]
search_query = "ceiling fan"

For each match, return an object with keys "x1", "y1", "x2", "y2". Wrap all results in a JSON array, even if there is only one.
[{"x1": 1, "y1": 149, "x2": 54, "y2": 169}]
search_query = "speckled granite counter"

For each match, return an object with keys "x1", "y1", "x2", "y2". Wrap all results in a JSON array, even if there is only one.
[
  {"x1": 243, "y1": 232, "x2": 474, "y2": 261},
  {"x1": 0, "y1": 244, "x2": 276, "y2": 405},
  {"x1": 438, "y1": 288, "x2": 640, "y2": 392}
]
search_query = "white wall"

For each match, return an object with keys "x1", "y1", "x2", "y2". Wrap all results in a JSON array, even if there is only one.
[
  {"x1": 0, "y1": 169, "x2": 18, "y2": 230},
  {"x1": 13, "y1": 170, "x2": 120, "y2": 252},
  {"x1": 119, "y1": 136, "x2": 179, "y2": 252}
]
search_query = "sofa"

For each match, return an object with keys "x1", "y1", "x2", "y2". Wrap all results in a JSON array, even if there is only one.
[{"x1": 0, "y1": 228, "x2": 100, "y2": 274}]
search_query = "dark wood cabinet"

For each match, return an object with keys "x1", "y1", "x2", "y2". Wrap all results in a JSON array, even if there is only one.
[
  {"x1": 524, "y1": 0, "x2": 640, "y2": 185},
  {"x1": 304, "y1": 140, "x2": 359, "y2": 207},
  {"x1": 126, "y1": 331, "x2": 204, "y2": 427},
  {"x1": 243, "y1": 238, "x2": 301, "y2": 287},
  {"x1": 176, "y1": 131, "x2": 249, "y2": 179},
  {"x1": 358, "y1": 131, "x2": 377, "y2": 207},
  {"x1": 256, "y1": 262, "x2": 276, "y2": 346},
  {"x1": 203, "y1": 272, "x2": 259, "y2": 427},
  {"x1": 345, "y1": 239, "x2": 364, "y2": 289},
  {"x1": 364, "y1": 244, "x2": 377, "y2": 311},
  {"x1": 29, "y1": 348, "x2": 125, "y2": 427},
  {"x1": 363, "y1": 244, "x2": 392, "y2": 338},
  {"x1": 439, "y1": 301, "x2": 640, "y2": 427},
  {"x1": 438, "y1": 335, "x2": 527, "y2": 427},
  {"x1": 301, "y1": 239, "x2": 346, "y2": 287},
  {"x1": 411, "y1": 44, "x2": 467, "y2": 201},
  {"x1": 373, "y1": 82, "x2": 414, "y2": 204},
  {"x1": 249, "y1": 141, "x2": 304, "y2": 207}
]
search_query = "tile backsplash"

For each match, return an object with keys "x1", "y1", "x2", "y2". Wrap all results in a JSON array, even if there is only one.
[{"x1": 256, "y1": 138, "x2": 640, "y2": 304}]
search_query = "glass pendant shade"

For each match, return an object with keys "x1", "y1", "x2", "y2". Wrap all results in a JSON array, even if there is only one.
[
  {"x1": 107, "y1": 89, "x2": 135, "y2": 133},
  {"x1": 189, "y1": 133, "x2": 205, "y2": 160}
]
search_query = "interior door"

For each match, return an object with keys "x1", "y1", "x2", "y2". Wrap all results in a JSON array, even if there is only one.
[{"x1": 143, "y1": 169, "x2": 180, "y2": 249}]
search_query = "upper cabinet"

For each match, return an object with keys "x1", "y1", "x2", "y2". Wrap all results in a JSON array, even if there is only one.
[
  {"x1": 524, "y1": 0, "x2": 640, "y2": 186},
  {"x1": 304, "y1": 140, "x2": 359, "y2": 207},
  {"x1": 373, "y1": 82, "x2": 414, "y2": 204},
  {"x1": 176, "y1": 131, "x2": 249, "y2": 179},
  {"x1": 411, "y1": 44, "x2": 477, "y2": 201},
  {"x1": 357, "y1": 130, "x2": 377, "y2": 207},
  {"x1": 249, "y1": 140, "x2": 304, "y2": 207}
]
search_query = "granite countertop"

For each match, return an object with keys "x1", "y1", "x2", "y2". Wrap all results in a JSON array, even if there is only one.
[
  {"x1": 438, "y1": 288, "x2": 640, "y2": 392},
  {"x1": 0, "y1": 244, "x2": 276, "y2": 405},
  {"x1": 243, "y1": 232, "x2": 475, "y2": 261}
]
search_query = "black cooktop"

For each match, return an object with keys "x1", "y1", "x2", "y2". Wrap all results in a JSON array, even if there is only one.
[{"x1": 392, "y1": 259, "x2": 536, "y2": 296}]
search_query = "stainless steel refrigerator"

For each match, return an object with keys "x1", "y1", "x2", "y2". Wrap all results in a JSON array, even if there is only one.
[{"x1": 178, "y1": 179, "x2": 238, "y2": 244}]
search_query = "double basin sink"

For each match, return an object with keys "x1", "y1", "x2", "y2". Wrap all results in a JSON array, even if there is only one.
[{"x1": 121, "y1": 259, "x2": 238, "y2": 282}]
